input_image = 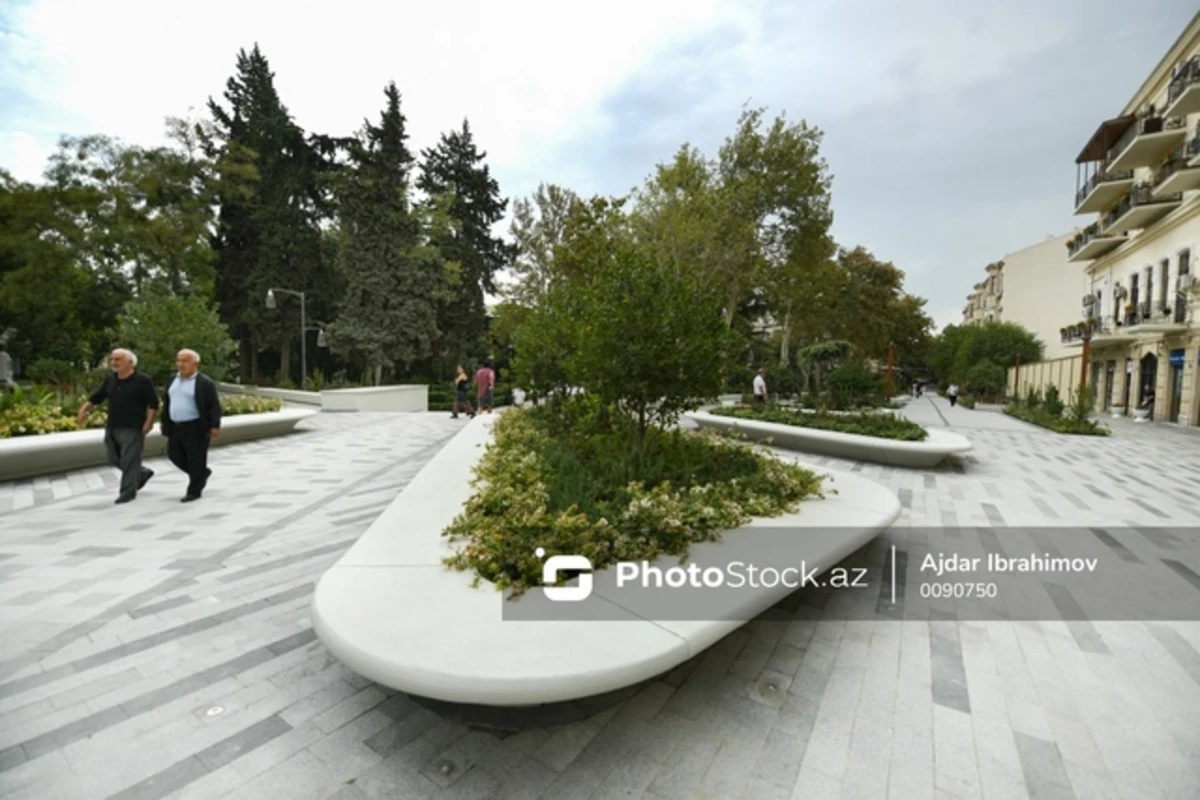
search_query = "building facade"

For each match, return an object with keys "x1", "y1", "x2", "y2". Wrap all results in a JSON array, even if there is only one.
[
  {"x1": 966, "y1": 232, "x2": 1084, "y2": 361},
  {"x1": 1054, "y1": 13, "x2": 1200, "y2": 426}
]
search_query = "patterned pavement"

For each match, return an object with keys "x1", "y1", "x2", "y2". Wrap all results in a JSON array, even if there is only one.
[{"x1": 0, "y1": 399, "x2": 1198, "y2": 799}]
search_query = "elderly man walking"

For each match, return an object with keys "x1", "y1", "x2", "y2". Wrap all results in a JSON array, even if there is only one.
[
  {"x1": 161, "y1": 349, "x2": 222, "y2": 502},
  {"x1": 77, "y1": 349, "x2": 159, "y2": 504}
]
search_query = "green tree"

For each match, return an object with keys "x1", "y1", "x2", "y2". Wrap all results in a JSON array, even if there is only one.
[
  {"x1": 326, "y1": 83, "x2": 456, "y2": 385},
  {"x1": 564, "y1": 247, "x2": 734, "y2": 453},
  {"x1": 117, "y1": 287, "x2": 236, "y2": 385},
  {"x1": 205, "y1": 44, "x2": 338, "y2": 383},
  {"x1": 0, "y1": 170, "x2": 129, "y2": 366},
  {"x1": 931, "y1": 322, "x2": 1042, "y2": 387},
  {"x1": 506, "y1": 182, "x2": 577, "y2": 306},
  {"x1": 826, "y1": 246, "x2": 933, "y2": 361},
  {"x1": 417, "y1": 119, "x2": 515, "y2": 375},
  {"x1": 963, "y1": 359, "x2": 1006, "y2": 396}
]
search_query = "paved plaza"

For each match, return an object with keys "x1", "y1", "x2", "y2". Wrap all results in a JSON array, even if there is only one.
[{"x1": 1, "y1": 398, "x2": 1198, "y2": 799}]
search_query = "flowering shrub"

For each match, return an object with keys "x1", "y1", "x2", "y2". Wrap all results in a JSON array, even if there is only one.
[
  {"x1": 220, "y1": 396, "x2": 283, "y2": 416},
  {"x1": 441, "y1": 406, "x2": 827, "y2": 595},
  {"x1": 0, "y1": 392, "x2": 280, "y2": 438}
]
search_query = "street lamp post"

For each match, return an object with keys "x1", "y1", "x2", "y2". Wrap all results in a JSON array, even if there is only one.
[{"x1": 266, "y1": 287, "x2": 308, "y2": 389}]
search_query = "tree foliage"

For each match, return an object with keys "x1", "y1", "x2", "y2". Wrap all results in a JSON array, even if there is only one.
[
  {"x1": 117, "y1": 286, "x2": 236, "y2": 385},
  {"x1": 326, "y1": 83, "x2": 455, "y2": 383},
  {"x1": 931, "y1": 322, "x2": 1043, "y2": 387}
]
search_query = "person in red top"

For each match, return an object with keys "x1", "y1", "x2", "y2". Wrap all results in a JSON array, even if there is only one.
[{"x1": 474, "y1": 359, "x2": 495, "y2": 414}]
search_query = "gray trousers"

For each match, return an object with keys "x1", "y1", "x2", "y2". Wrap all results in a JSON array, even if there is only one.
[{"x1": 105, "y1": 427, "x2": 150, "y2": 498}]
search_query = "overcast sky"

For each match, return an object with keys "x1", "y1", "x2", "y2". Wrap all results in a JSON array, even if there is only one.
[{"x1": 2, "y1": 0, "x2": 1196, "y2": 331}]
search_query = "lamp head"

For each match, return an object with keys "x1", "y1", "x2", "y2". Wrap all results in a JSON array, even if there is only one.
[{"x1": 265, "y1": 289, "x2": 276, "y2": 309}]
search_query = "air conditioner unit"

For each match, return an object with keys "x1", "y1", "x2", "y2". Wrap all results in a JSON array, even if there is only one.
[
  {"x1": 1082, "y1": 294, "x2": 1095, "y2": 306},
  {"x1": 1180, "y1": 274, "x2": 1196, "y2": 289}
]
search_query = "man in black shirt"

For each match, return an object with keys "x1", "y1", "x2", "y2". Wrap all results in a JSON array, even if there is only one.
[{"x1": 78, "y1": 348, "x2": 160, "y2": 504}]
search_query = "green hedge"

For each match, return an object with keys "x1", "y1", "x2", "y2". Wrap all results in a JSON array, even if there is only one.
[
  {"x1": 1003, "y1": 404, "x2": 1109, "y2": 436},
  {"x1": 711, "y1": 404, "x2": 929, "y2": 441}
]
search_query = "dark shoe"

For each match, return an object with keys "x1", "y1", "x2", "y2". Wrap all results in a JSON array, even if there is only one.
[
  {"x1": 181, "y1": 494, "x2": 200, "y2": 503},
  {"x1": 115, "y1": 494, "x2": 135, "y2": 504},
  {"x1": 138, "y1": 469, "x2": 154, "y2": 490}
]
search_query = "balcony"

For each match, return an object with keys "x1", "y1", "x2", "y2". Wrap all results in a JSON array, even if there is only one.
[
  {"x1": 1153, "y1": 135, "x2": 1200, "y2": 198},
  {"x1": 1066, "y1": 222, "x2": 1126, "y2": 263},
  {"x1": 1102, "y1": 183, "x2": 1181, "y2": 234},
  {"x1": 1060, "y1": 317, "x2": 1137, "y2": 347},
  {"x1": 1165, "y1": 57, "x2": 1200, "y2": 119},
  {"x1": 1107, "y1": 116, "x2": 1187, "y2": 172},
  {"x1": 1122, "y1": 302, "x2": 1191, "y2": 333},
  {"x1": 1074, "y1": 166, "x2": 1135, "y2": 214}
]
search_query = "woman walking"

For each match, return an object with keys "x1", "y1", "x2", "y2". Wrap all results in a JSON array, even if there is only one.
[{"x1": 451, "y1": 365, "x2": 475, "y2": 419}]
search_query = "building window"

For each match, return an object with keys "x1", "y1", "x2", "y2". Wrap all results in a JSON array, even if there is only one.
[
  {"x1": 1181, "y1": 248, "x2": 1191, "y2": 276},
  {"x1": 1160, "y1": 259, "x2": 1170, "y2": 310}
]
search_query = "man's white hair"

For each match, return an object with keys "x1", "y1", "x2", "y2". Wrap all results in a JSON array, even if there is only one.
[
  {"x1": 111, "y1": 348, "x2": 137, "y2": 367},
  {"x1": 178, "y1": 348, "x2": 201, "y2": 364}
]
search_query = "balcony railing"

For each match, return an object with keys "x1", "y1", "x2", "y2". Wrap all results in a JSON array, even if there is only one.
[
  {"x1": 1108, "y1": 116, "x2": 1185, "y2": 161},
  {"x1": 1066, "y1": 223, "x2": 1101, "y2": 257},
  {"x1": 1075, "y1": 167, "x2": 1134, "y2": 208},
  {"x1": 1168, "y1": 56, "x2": 1200, "y2": 105},
  {"x1": 1103, "y1": 183, "x2": 1182, "y2": 231}
]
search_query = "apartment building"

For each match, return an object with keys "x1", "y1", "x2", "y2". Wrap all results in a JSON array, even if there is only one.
[
  {"x1": 961, "y1": 262, "x2": 1003, "y2": 326},
  {"x1": 964, "y1": 232, "x2": 1083, "y2": 360},
  {"x1": 1060, "y1": 12, "x2": 1200, "y2": 426}
]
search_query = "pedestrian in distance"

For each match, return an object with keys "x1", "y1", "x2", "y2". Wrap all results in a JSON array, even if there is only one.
[
  {"x1": 77, "y1": 349, "x2": 159, "y2": 504},
  {"x1": 947, "y1": 382, "x2": 960, "y2": 407},
  {"x1": 752, "y1": 368, "x2": 768, "y2": 405},
  {"x1": 160, "y1": 349, "x2": 222, "y2": 502},
  {"x1": 475, "y1": 359, "x2": 496, "y2": 414},
  {"x1": 451, "y1": 364, "x2": 475, "y2": 419}
]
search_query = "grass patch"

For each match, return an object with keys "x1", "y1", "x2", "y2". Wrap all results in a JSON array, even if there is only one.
[
  {"x1": 441, "y1": 404, "x2": 827, "y2": 595},
  {"x1": 710, "y1": 404, "x2": 929, "y2": 441}
]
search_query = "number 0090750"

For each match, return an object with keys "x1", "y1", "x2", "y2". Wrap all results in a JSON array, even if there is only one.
[{"x1": 919, "y1": 582, "x2": 998, "y2": 599}]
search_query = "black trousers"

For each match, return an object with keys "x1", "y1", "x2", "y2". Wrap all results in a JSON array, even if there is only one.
[
  {"x1": 167, "y1": 420, "x2": 211, "y2": 497},
  {"x1": 105, "y1": 427, "x2": 150, "y2": 498}
]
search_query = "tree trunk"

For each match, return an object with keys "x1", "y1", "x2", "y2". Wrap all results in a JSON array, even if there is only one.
[
  {"x1": 374, "y1": 364, "x2": 382, "y2": 386},
  {"x1": 779, "y1": 308, "x2": 791, "y2": 366},
  {"x1": 239, "y1": 338, "x2": 251, "y2": 383},
  {"x1": 280, "y1": 338, "x2": 292, "y2": 386}
]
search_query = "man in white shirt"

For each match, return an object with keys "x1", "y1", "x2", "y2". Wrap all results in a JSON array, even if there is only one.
[
  {"x1": 947, "y1": 383, "x2": 960, "y2": 407},
  {"x1": 511, "y1": 386, "x2": 526, "y2": 407},
  {"x1": 752, "y1": 369, "x2": 768, "y2": 405},
  {"x1": 161, "y1": 349, "x2": 222, "y2": 502}
]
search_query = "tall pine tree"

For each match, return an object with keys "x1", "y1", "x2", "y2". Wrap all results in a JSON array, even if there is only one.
[
  {"x1": 417, "y1": 120, "x2": 514, "y2": 375},
  {"x1": 204, "y1": 45, "x2": 335, "y2": 383},
  {"x1": 327, "y1": 82, "x2": 454, "y2": 384}
]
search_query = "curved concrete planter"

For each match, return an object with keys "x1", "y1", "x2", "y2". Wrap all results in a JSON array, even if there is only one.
[
  {"x1": 216, "y1": 382, "x2": 322, "y2": 407},
  {"x1": 685, "y1": 409, "x2": 971, "y2": 468},
  {"x1": 0, "y1": 409, "x2": 316, "y2": 482},
  {"x1": 312, "y1": 414, "x2": 901, "y2": 707}
]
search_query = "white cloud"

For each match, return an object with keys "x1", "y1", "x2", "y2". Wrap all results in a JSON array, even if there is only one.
[
  {"x1": 0, "y1": 0, "x2": 744, "y2": 197},
  {"x1": 0, "y1": 131, "x2": 56, "y2": 182}
]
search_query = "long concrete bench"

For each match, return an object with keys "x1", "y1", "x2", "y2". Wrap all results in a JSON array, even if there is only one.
[
  {"x1": 311, "y1": 413, "x2": 901, "y2": 707},
  {"x1": 685, "y1": 409, "x2": 972, "y2": 468},
  {"x1": 0, "y1": 409, "x2": 316, "y2": 482},
  {"x1": 216, "y1": 382, "x2": 323, "y2": 406}
]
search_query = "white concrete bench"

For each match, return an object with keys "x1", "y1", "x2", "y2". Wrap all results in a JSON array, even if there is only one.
[
  {"x1": 311, "y1": 413, "x2": 901, "y2": 707},
  {"x1": 685, "y1": 409, "x2": 971, "y2": 468},
  {"x1": 0, "y1": 409, "x2": 316, "y2": 482}
]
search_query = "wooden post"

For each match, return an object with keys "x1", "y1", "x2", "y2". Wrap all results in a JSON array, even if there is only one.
[
  {"x1": 1080, "y1": 330, "x2": 1091, "y2": 399},
  {"x1": 885, "y1": 341, "x2": 894, "y2": 398}
]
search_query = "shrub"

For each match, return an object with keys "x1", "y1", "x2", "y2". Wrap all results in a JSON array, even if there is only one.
[
  {"x1": 712, "y1": 404, "x2": 929, "y2": 441},
  {"x1": 1042, "y1": 386, "x2": 1065, "y2": 417},
  {"x1": 220, "y1": 396, "x2": 283, "y2": 416},
  {"x1": 825, "y1": 359, "x2": 884, "y2": 409},
  {"x1": 963, "y1": 359, "x2": 1006, "y2": 397},
  {"x1": 441, "y1": 404, "x2": 827, "y2": 595},
  {"x1": 27, "y1": 359, "x2": 83, "y2": 392},
  {"x1": 958, "y1": 395, "x2": 976, "y2": 409},
  {"x1": 1023, "y1": 387, "x2": 1041, "y2": 411}
]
